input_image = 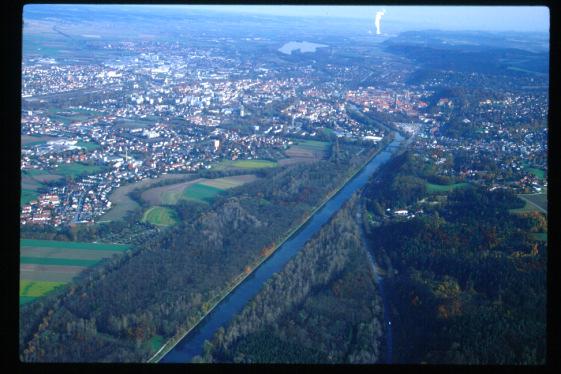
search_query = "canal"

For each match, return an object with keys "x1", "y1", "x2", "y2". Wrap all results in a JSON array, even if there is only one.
[{"x1": 161, "y1": 132, "x2": 405, "y2": 363}]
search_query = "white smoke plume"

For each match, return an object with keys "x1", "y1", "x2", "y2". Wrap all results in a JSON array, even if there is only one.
[{"x1": 375, "y1": 9, "x2": 386, "y2": 35}]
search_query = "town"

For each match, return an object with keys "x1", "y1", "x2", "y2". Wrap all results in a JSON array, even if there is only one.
[{"x1": 21, "y1": 37, "x2": 548, "y2": 227}]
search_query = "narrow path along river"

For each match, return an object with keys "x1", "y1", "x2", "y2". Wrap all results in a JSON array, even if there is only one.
[
  {"x1": 360, "y1": 224, "x2": 393, "y2": 364},
  {"x1": 160, "y1": 132, "x2": 405, "y2": 363}
]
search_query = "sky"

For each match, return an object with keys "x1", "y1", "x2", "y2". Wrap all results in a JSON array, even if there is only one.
[{"x1": 168, "y1": 5, "x2": 550, "y2": 32}]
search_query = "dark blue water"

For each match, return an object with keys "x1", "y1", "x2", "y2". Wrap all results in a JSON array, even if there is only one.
[{"x1": 161, "y1": 133, "x2": 404, "y2": 363}]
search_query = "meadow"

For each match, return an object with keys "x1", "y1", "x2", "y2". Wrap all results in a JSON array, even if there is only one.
[
  {"x1": 511, "y1": 193, "x2": 547, "y2": 214},
  {"x1": 281, "y1": 139, "x2": 329, "y2": 166},
  {"x1": 425, "y1": 182, "x2": 469, "y2": 193},
  {"x1": 141, "y1": 175, "x2": 258, "y2": 206},
  {"x1": 53, "y1": 163, "x2": 106, "y2": 178},
  {"x1": 100, "y1": 173, "x2": 191, "y2": 221},
  {"x1": 181, "y1": 183, "x2": 223, "y2": 204},
  {"x1": 142, "y1": 206, "x2": 178, "y2": 226},
  {"x1": 213, "y1": 159, "x2": 277, "y2": 170}
]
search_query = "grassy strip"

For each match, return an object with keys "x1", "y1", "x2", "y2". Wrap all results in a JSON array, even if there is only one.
[
  {"x1": 148, "y1": 140, "x2": 392, "y2": 363},
  {"x1": 20, "y1": 296, "x2": 38, "y2": 305},
  {"x1": 426, "y1": 182, "x2": 469, "y2": 193},
  {"x1": 530, "y1": 233, "x2": 547, "y2": 242},
  {"x1": 215, "y1": 159, "x2": 277, "y2": 170},
  {"x1": 21, "y1": 189, "x2": 40, "y2": 205},
  {"x1": 20, "y1": 280, "x2": 66, "y2": 297},
  {"x1": 512, "y1": 195, "x2": 547, "y2": 215},
  {"x1": 20, "y1": 239, "x2": 129, "y2": 251},
  {"x1": 20, "y1": 257, "x2": 100, "y2": 267}
]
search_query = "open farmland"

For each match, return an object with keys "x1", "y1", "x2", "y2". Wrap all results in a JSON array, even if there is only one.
[
  {"x1": 513, "y1": 193, "x2": 547, "y2": 215},
  {"x1": 425, "y1": 182, "x2": 469, "y2": 193},
  {"x1": 182, "y1": 183, "x2": 223, "y2": 204},
  {"x1": 199, "y1": 174, "x2": 258, "y2": 189},
  {"x1": 21, "y1": 135, "x2": 60, "y2": 146},
  {"x1": 280, "y1": 139, "x2": 330, "y2": 166},
  {"x1": 52, "y1": 162, "x2": 106, "y2": 178},
  {"x1": 21, "y1": 170, "x2": 64, "y2": 205},
  {"x1": 141, "y1": 175, "x2": 258, "y2": 206},
  {"x1": 19, "y1": 239, "x2": 129, "y2": 304},
  {"x1": 21, "y1": 189, "x2": 40, "y2": 206},
  {"x1": 213, "y1": 159, "x2": 277, "y2": 170},
  {"x1": 142, "y1": 179, "x2": 202, "y2": 206},
  {"x1": 100, "y1": 173, "x2": 192, "y2": 221}
]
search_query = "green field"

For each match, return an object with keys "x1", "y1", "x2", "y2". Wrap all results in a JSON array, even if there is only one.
[
  {"x1": 509, "y1": 199, "x2": 540, "y2": 214},
  {"x1": 292, "y1": 139, "x2": 330, "y2": 151},
  {"x1": 522, "y1": 193, "x2": 547, "y2": 211},
  {"x1": 526, "y1": 167, "x2": 546, "y2": 179},
  {"x1": 531, "y1": 232, "x2": 547, "y2": 242},
  {"x1": 77, "y1": 141, "x2": 101, "y2": 151},
  {"x1": 182, "y1": 183, "x2": 223, "y2": 204},
  {"x1": 426, "y1": 182, "x2": 469, "y2": 193},
  {"x1": 53, "y1": 163, "x2": 106, "y2": 178},
  {"x1": 20, "y1": 240, "x2": 128, "y2": 305},
  {"x1": 214, "y1": 159, "x2": 277, "y2": 170},
  {"x1": 20, "y1": 257, "x2": 100, "y2": 267},
  {"x1": 21, "y1": 189, "x2": 40, "y2": 205},
  {"x1": 148, "y1": 335, "x2": 165, "y2": 351},
  {"x1": 20, "y1": 280, "x2": 66, "y2": 298},
  {"x1": 20, "y1": 296, "x2": 38, "y2": 305},
  {"x1": 22, "y1": 169, "x2": 50, "y2": 177},
  {"x1": 20, "y1": 239, "x2": 129, "y2": 251},
  {"x1": 142, "y1": 206, "x2": 178, "y2": 226}
]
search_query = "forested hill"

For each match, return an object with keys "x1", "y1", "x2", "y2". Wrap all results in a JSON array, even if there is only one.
[
  {"x1": 201, "y1": 196, "x2": 384, "y2": 363},
  {"x1": 19, "y1": 148, "x2": 374, "y2": 362},
  {"x1": 360, "y1": 151, "x2": 547, "y2": 364}
]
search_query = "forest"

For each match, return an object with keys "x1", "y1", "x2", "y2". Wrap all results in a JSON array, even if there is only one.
[
  {"x1": 361, "y1": 149, "x2": 547, "y2": 364},
  {"x1": 19, "y1": 142, "x2": 378, "y2": 362},
  {"x1": 200, "y1": 196, "x2": 384, "y2": 363}
]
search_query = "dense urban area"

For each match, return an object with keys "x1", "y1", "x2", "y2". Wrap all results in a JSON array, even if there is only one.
[{"x1": 20, "y1": 5, "x2": 548, "y2": 365}]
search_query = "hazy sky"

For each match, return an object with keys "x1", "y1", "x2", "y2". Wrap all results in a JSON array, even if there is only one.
[{"x1": 179, "y1": 5, "x2": 550, "y2": 32}]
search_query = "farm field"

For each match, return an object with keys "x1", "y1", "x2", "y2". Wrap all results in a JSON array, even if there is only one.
[
  {"x1": 425, "y1": 182, "x2": 469, "y2": 193},
  {"x1": 182, "y1": 183, "x2": 223, "y2": 204},
  {"x1": 142, "y1": 206, "x2": 178, "y2": 226},
  {"x1": 213, "y1": 159, "x2": 277, "y2": 170},
  {"x1": 47, "y1": 107, "x2": 103, "y2": 125},
  {"x1": 53, "y1": 162, "x2": 106, "y2": 178},
  {"x1": 19, "y1": 239, "x2": 129, "y2": 305},
  {"x1": 509, "y1": 199, "x2": 538, "y2": 214},
  {"x1": 21, "y1": 135, "x2": 60, "y2": 146},
  {"x1": 143, "y1": 179, "x2": 202, "y2": 206},
  {"x1": 280, "y1": 139, "x2": 330, "y2": 166},
  {"x1": 100, "y1": 173, "x2": 192, "y2": 221},
  {"x1": 21, "y1": 170, "x2": 64, "y2": 206},
  {"x1": 141, "y1": 175, "x2": 258, "y2": 206},
  {"x1": 521, "y1": 193, "x2": 547, "y2": 211},
  {"x1": 77, "y1": 141, "x2": 101, "y2": 151},
  {"x1": 512, "y1": 193, "x2": 547, "y2": 215},
  {"x1": 21, "y1": 189, "x2": 40, "y2": 205},
  {"x1": 530, "y1": 232, "x2": 547, "y2": 242},
  {"x1": 526, "y1": 167, "x2": 546, "y2": 179}
]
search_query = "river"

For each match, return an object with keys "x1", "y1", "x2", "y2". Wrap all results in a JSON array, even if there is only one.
[{"x1": 160, "y1": 132, "x2": 405, "y2": 363}]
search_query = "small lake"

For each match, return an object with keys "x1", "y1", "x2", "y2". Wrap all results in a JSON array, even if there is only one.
[{"x1": 278, "y1": 41, "x2": 328, "y2": 55}]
